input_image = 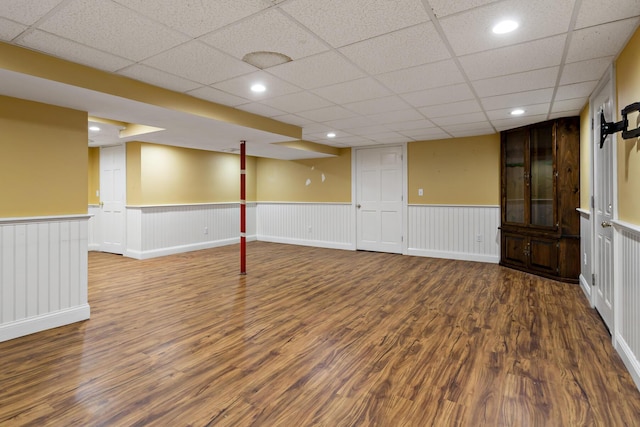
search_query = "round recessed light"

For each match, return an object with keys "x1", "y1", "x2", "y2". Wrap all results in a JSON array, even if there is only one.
[
  {"x1": 250, "y1": 83, "x2": 266, "y2": 93},
  {"x1": 327, "y1": 132, "x2": 336, "y2": 138},
  {"x1": 511, "y1": 109, "x2": 525, "y2": 116},
  {"x1": 493, "y1": 20, "x2": 518, "y2": 34},
  {"x1": 89, "y1": 126, "x2": 100, "y2": 131}
]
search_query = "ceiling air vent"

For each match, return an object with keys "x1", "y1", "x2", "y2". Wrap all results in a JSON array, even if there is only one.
[{"x1": 242, "y1": 51, "x2": 292, "y2": 69}]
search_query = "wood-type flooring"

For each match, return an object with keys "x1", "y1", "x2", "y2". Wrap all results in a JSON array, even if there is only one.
[{"x1": 1, "y1": 242, "x2": 639, "y2": 426}]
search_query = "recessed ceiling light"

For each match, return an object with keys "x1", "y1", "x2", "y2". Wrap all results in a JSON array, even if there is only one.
[
  {"x1": 89, "y1": 126, "x2": 100, "y2": 131},
  {"x1": 492, "y1": 20, "x2": 518, "y2": 34},
  {"x1": 327, "y1": 132, "x2": 336, "y2": 138},
  {"x1": 250, "y1": 83, "x2": 266, "y2": 93},
  {"x1": 511, "y1": 109, "x2": 525, "y2": 116}
]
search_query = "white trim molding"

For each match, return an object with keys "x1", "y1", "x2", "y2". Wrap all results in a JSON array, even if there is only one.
[
  {"x1": 0, "y1": 215, "x2": 90, "y2": 342},
  {"x1": 407, "y1": 205, "x2": 500, "y2": 263}
]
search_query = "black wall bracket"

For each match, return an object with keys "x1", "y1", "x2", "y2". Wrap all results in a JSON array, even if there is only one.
[{"x1": 600, "y1": 102, "x2": 640, "y2": 148}]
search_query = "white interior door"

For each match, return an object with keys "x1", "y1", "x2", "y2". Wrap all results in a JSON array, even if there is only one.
[
  {"x1": 100, "y1": 145, "x2": 126, "y2": 255},
  {"x1": 356, "y1": 146, "x2": 403, "y2": 253},
  {"x1": 593, "y1": 78, "x2": 615, "y2": 332}
]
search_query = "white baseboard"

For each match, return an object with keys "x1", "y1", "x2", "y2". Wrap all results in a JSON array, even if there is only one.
[
  {"x1": 88, "y1": 243, "x2": 101, "y2": 251},
  {"x1": 258, "y1": 235, "x2": 355, "y2": 251},
  {"x1": 0, "y1": 304, "x2": 90, "y2": 343},
  {"x1": 616, "y1": 334, "x2": 640, "y2": 392},
  {"x1": 408, "y1": 248, "x2": 499, "y2": 264},
  {"x1": 125, "y1": 235, "x2": 257, "y2": 260},
  {"x1": 579, "y1": 274, "x2": 592, "y2": 303}
]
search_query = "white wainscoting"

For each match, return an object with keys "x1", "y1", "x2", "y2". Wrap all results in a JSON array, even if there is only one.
[
  {"x1": 614, "y1": 220, "x2": 640, "y2": 390},
  {"x1": 257, "y1": 203, "x2": 354, "y2": 250},
  {"x1": 125, "y1": 203, "x2": 256, "y2": 259},
  {"x1": 407, "y1": 205, "x2": 500, "y2": 263},
  {"x1": 578, "y1": 209, "x2": 592, "y2": 299},
  {"x1": 0, "y1": 215, "x2": 90, "y2": 342},
  {"x1": 88, "y1": 204, "x2": 101, "y2": 251}
]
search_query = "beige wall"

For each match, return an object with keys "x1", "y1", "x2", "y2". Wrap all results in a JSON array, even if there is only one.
[
  {"x1": 256, "y1": 148, "x2": 351, "y2": 202},
  {"x1": 88, "y1": 147, "x2": 100, "y2": 205},
  {"x1": 408, "y1": 134, "x2": 500, "y2": 205},
  {"x1": 616, "y1": 26, "x2": 640, "y2": 224},
  {"x1": 580, "y1": 104, "x2": 591, "y2": 210},
  {"x1": 0, "y1": 95, "x2": 87, "y2": 217},
  {"x1": 126, "y1": 142, "x2": 256, "y2": 205}
]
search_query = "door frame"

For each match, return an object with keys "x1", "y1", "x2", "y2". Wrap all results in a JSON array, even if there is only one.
[
  {"x1": 99, "y1": 144, "x2": 127, "y2": 255},
  {"x1": 589, "y1": 63, "x2": 618, "y2": 341},
  {"x1": 351, "y1": 143, "x2": 408, "y2": 254}
]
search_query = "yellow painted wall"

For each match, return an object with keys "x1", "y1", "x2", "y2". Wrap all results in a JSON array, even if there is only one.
[
  {"x1": 408, "y1": 134, "x2": 500, "y2": 205},
  {"x1": 580, "y1": 104, "x2": 591, "y2": 210},
  {"x1": 256, "y1": 149, "x2": 351, "y2": 202},
  {"x1": 126, "y1": 142, "x2": 256, "y2": 205},
  {"x1": 616, "y1": 26, "x2": 640, "y2": 224},
  {"x1": 88, "y1": 147, "x2": 100, "y2": 205},
  {"x1": 0, "y1": 95, "x2": 87, "y2": 217}
]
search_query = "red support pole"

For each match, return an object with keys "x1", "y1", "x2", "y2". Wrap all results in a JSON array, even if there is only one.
[{"x1": 240, "y1": 140, "x2": 246, "y2": 275}]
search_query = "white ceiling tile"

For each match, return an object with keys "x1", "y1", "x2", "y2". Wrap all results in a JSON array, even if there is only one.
[
  {"x1": 301, "y1": 123, "x2": 335, "y2": 134},
  {"x1": 459, "y1": 35, "x2": 566, "y2": 80},
  {"x1": 419, "y1": 99, "x2": 482, "y2": 118},
  {"x1": 267, "y1": 50, "x2": 366, "y2": 89},
  {"x1": 447, "y1": 128, "x2": 495, "y2": 138},
  {"x1": 39, "y1": 0, "x2": 190, "y2": 61},
  {"x1": 486, "y1": 103, "x2": 551, "y2": 120},
  {"x1": 549, "y1": 111, "x2": 581, "y2": 120},
  {"x1": 280, "y1": 0, "x2": 429, "y2": 48},
  {"x1": 143, "y1": 40, "x2": 256, "y2": 85},
  {"x1": 377, "y1": 60, "x2": 465, "y2": 93},
  {"x1": 481, "y1": 88, "x2": 554, "y2": 110},
  {"x1": 237, "y1": 102, "x2": 287, "y2": 117},
  {"x1": 400, "y1": 83, "x2": 475, "y2": 108},
  {"x1": 392, "y1": 119, "x2": 436, "y2": 131},
  {"x1": 440, "y1": 0, "x2": 575, "y2": 56},
  {"x1": 441, "y1": 121, "x2": 494, "y2": 132},
  {"x1": 0, "y1": 0, "x2": 63, "y2": 25},
  {"x1": 366, "y1": 109, "x2": 425, "y2": 125},
  {"x1": 345, "y1": 125, "x2": 392, "y2": 136},
  {"x1": 560, "y1": 57, "x2": 613, "y2": 85},
  {"x1": 566, "y1": 18, "x2": 640, "y2": 63},
  {"x1": 186, "y1": 86, "x2": 249, "y2": 107},
  {"x1": 555, "y1": 81, "x2": 598, "y2": 101},
  {"x1": 344, "y1": 96, "x2": 410, "y2": 115},
  {"x1": 428, "y1": 0, "x2": 501, "y2": 18},
  {"x1": 368, "y1": 133, "x2": 409, "y2": 143},
  {"x1": 402, "y1": 128, "x2": 451, "y2": 140},
  {"x1": 261, "y1": 91, "x2": 333, "y2": 113},
  {"x1": 472, "y1": 67, "x2": 559, "y2": 97},
  {"x1": 323, "y1": 116, "x2": 376, "y2": 130},
  {"x1": 296, "y1": 105, "x2": 358, "y2": 122},
  {"x1": 575, "y1": 0, "x2": 640, "y2": 29},
  {"x1": 431, "y1": 112, "x2": 487, "y2": 126},
  {"x1": 492, "y1": 114, "x2": 550, "y2": 131},
  {"x1": 312, "y1": 78, "x2": 392, "y2": 105},
  {"x1": 18, "y1": 30, "x2": 134, "y2": 72},
  {"x1": 339, "y1": 22, "x2": 450, "y2": 75},
  {"x1": 0, "y1": 17, "x2": 26, "y2": 41},
  {"x1": 552, "y1": 98, "x2": 587, "y2": 113},
  {"x1": 200, "y1": 8, "x2": 327, "y2": 61},
  {"x1": 118, "y1": 64, "x2": 201, "y2": 92},
  {"x1": 113, "y1": 0, "x2": 268, "y2": 38},
  {"x1": 271, "y1": 114, "x2": 316, "y2": 127},
  {"x1": 212, "y1": 71, "x2": 300, "y2": 101}
]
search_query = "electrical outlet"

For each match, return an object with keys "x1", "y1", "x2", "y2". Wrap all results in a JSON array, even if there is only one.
[
  {"x1": 204, "y1": 227, "x2": 208, "y2": 235},
  {"x1": 418, "y1": 188, "x2": 423, "y2": 196},
  {"x1": 475, "y1": 234, "x2": 483, "y2": 242},
  {"x1": 308, "y1": 226, "x2": 312, "y2": 233}
]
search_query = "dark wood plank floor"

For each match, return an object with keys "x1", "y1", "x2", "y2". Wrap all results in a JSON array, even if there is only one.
[{"x1": 1, "y1": 242, "x2": 639, "y2": 426}]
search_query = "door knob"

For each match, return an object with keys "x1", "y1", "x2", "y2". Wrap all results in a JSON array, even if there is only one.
[
  {"x1": 356, "y1": 204, "x2": 361, "y2": 209},
  {"x1": 601, "y1": 221, "x2": 612, "y2": 228}
]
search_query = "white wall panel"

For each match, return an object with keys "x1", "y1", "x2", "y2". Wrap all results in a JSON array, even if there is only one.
[
  {"x1": 257, "y1": 203, "x2": 354, "y2": 250},
  {"x1": 0, "y1": 215, "x2": 90, "y2": 342},
  {"x1": 579, "y1": 210, "x2": 592, "y2": 298},
  {"x1": 126, "y1": 203, "x2": 257, "y2": 259},
  {"x1": 87, "y1": 205, "x2": 101, "y2": 251},
  {"x1": 408, "y1": 205, "x2": 500, "y2": 263},
  {"x1": 615, "y1": 221, "x2": 640, "y2": 390}
]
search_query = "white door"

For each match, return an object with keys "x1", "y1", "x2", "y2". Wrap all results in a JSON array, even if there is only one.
[
  {"x1": 356, "y1": 146, "x2": 403, "y2": 253},
  {"x1": 100, "y1": 145, "x2": 126, "y2": 255},
  {"x1": 592, "y1": 78, "x2": 615, "y2": 332}
]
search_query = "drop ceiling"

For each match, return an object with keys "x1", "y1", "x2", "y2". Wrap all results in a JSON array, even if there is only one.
[{"x1": 0, "y1": 0, "x2": 639, "y2": 157}]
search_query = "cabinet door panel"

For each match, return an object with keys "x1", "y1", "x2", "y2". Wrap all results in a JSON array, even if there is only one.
[
  {"x1": 530, "y1": 123, "x2": 556, "y2": 228},
  {"x1": 529, "y1": 238, "x2": 558, "y2": 274},
  {"x1": 502, "y1": 233, "x2": 527, "y2": 267},
  {"x1": 504, "y1": 130, "x2": 527, "y2": 224}
]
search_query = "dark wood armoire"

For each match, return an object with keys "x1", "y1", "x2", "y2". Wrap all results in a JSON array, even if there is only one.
[{"x1": 499, "y1": 117, "x2": 580, "y2": 283}]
